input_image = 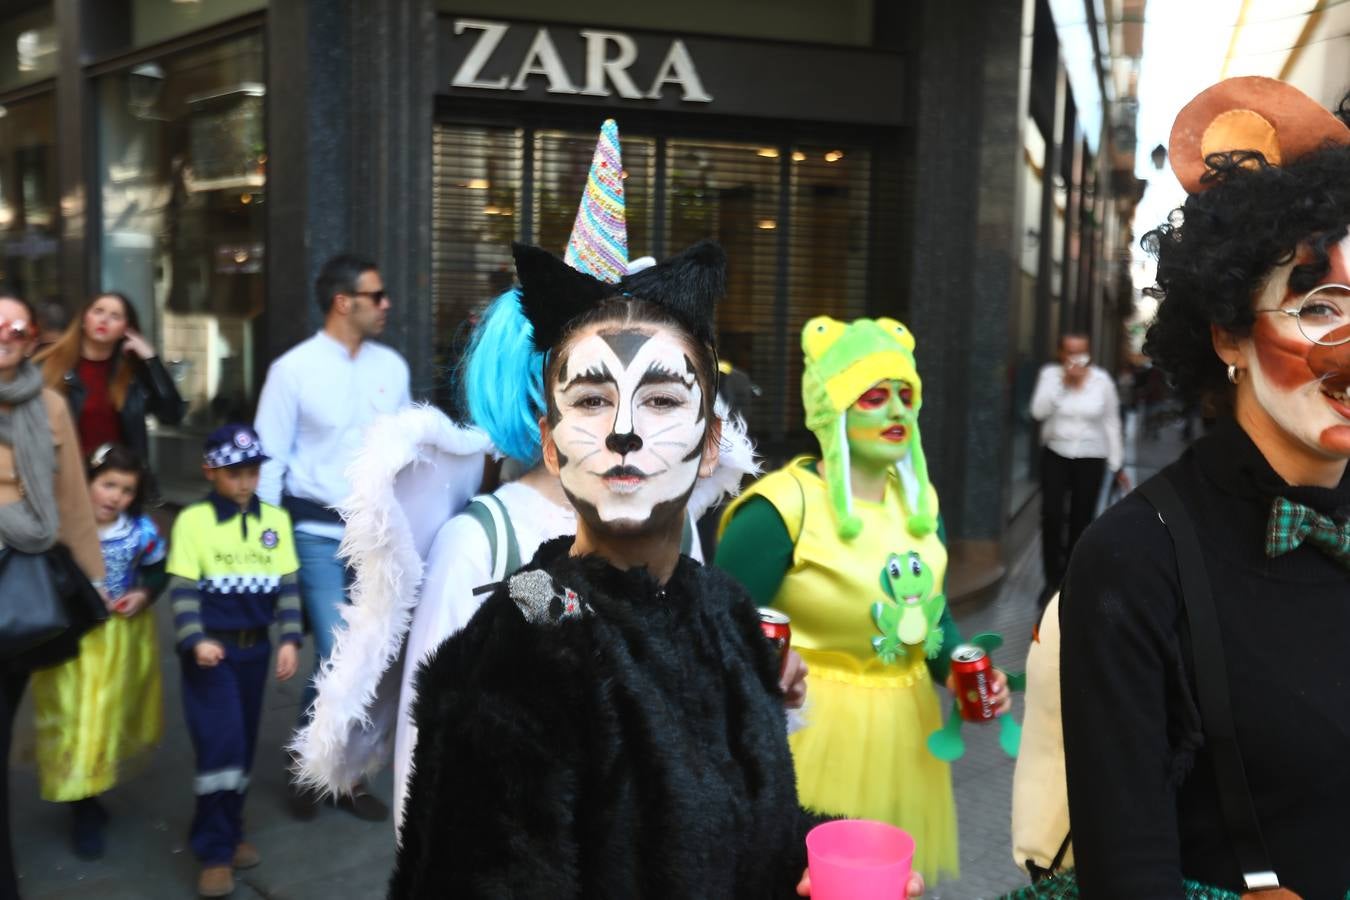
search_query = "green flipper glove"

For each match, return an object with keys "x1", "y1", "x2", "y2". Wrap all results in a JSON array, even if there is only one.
[
  {"x1": 999, "y1": 715, "x2": 1022, "y2": 758},
  {"x1": 926, "y1": 631, "x2": 1027, "y2": 761},
  {"x1": 926, "y1": 701, "x2": 966, "y2": 762}
]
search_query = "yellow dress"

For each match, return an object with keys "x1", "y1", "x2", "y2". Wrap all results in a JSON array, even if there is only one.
[
  {"x1": 720, "y1": 458, "x2": 958, "y2": 884},
  {"x1": 30, "y1": 514, "x2": 165, "y2": 802}
]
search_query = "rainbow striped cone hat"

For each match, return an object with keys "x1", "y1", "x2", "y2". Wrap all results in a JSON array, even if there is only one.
[{"x1": 564, "y1": 118, "x2": 629, "y2": 284}]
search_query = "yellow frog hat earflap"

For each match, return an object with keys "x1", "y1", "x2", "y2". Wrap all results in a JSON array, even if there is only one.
[{"x1": 801, "y1": 316, "x2": 936, "y2": 541}]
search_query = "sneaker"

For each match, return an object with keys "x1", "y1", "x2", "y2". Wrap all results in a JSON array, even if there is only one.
[
  {"x1": 70, "y1": 797, "x2": 107, "y2": 860},
  {"x1": 336, "y1": 782, "x2": 389, "y2": 822},
  {"x1": 197, "y1": 865, "x2": 235, "y2": 897},
  {"x1": 232, "y1": 842, "x2": 261, "y2": 869}
]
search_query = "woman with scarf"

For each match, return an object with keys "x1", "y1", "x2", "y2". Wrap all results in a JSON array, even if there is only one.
[
  {"x1": 1053, "y1": 78, "x2": 1350, "y2": 898},
  {"x1": 0, "y1": 293, "x2": 104, "y2": 899},
  {"x1": 390, "y1": 241, "x2": 923, "y2": 899}
]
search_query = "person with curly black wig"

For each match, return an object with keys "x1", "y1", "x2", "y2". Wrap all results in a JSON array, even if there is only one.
[{"x1": 1048, "y1": 78, "x2": 1350, "y2": 900}]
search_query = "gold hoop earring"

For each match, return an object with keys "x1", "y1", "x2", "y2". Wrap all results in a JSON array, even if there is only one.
[{"x1": 1227, "y1": 364, "x2": 1243, "y2": 385}]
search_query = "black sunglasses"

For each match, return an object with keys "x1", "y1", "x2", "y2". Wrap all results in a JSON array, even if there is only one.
[{"x1": 349, "y1": 289, "x2": 390, "y2": 304}]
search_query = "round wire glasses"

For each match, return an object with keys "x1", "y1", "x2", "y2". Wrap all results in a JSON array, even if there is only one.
[{"x1": 1257, "y1": 283, "x2": 1350, "y2": 346}]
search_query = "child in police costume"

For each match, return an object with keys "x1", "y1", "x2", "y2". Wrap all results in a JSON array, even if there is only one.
[{"x1": 166, "y1": 424, "x2": 302, "y2": 898}]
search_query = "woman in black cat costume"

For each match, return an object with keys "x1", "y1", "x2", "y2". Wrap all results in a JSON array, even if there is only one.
[{"x1": 390, "y1": 240, "x2": 925, "y2": 899}]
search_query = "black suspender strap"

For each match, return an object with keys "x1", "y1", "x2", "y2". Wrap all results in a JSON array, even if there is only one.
[{"x1": 1137, "y1": 475, "x2": 1282, "y2": 894}]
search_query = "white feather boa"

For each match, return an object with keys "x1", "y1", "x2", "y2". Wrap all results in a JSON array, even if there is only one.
[
  {"x1": 289, "y1": 405, "x2": 491, "y2": 794},
  {"x1": 289, "y1": 399, "x2": 758, "y2": 795}
]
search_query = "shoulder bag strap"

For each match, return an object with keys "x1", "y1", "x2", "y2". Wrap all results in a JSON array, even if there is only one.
[
  {"x1": 1137, "y1": 474, "x2": 1285, "y2": 895},
  {"x1": 480, "y1": 493, "x2": 520, "y2": 577},
  {"x1": 464, "y1": 497, "x2": 504, "y2": 596}
]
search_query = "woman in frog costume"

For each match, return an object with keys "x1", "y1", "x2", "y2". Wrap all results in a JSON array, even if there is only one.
[{"x1": 717, "y1": 315, "x2": 1007, "y2": 885}]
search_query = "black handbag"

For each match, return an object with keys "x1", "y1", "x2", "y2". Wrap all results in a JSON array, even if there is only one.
[{"x1": 0, "y1": 544, "x2": 108, "y2": 670}]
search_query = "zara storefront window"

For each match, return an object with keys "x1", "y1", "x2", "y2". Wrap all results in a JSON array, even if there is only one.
[
  {"x1": 0, "y1": 3, "x2": 58, "y2": 309},
  {"x1": 98, "y1": 31, "x2": 265, "y2": 499},
  {"x1": 0, "y1": 92, "x2": 57, "y2": 310}
]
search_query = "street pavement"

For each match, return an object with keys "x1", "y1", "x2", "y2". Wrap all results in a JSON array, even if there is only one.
[{"x1": 8, "y1": 412, "x2": 1192, "y2": 899}]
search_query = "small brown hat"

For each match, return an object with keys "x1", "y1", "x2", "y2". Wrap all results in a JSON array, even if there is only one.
[{"x1": 1168, "y1": 76, "x2": 1350, "y2": 194}]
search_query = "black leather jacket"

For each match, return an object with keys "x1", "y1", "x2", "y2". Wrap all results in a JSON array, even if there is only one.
[{"x1": 60, "y1": 356, "x2": 186, "y2": 461}]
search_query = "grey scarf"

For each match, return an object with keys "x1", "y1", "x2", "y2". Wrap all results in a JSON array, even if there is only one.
[{"x1": 0, "y1": 361, "x2": 58, "y2": 552}]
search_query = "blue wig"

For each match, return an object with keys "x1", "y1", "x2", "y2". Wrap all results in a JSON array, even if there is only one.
[{"x1": 462, "y1": 288, "x2": 546, "y2": 466}]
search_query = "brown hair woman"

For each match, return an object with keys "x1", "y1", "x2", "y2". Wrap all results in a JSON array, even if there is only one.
[{"x1": 35, "y1": 292, "x2": 184, "y2": 461}]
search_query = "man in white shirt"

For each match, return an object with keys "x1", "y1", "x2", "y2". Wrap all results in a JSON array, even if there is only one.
[
  {"x1": 254, "y1": 253, "x2": 410, "y2": 821},
  {"x1": 1030, "y1": 334, "x2": 1128, "y2": 607}
]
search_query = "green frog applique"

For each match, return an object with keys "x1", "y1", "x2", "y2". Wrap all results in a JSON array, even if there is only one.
[{"x1": 870, "y1": 550, "x2": 947, "y2": 664}]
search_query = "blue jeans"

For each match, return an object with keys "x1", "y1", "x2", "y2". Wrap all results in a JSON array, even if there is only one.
[{"x1": 294, "y1": 531, "x2": 351, "y2": 725}]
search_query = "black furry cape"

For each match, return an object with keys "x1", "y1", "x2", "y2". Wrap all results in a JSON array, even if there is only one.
[{"x1": 390, "y1": 538, "x2": 822, "y2": 899}]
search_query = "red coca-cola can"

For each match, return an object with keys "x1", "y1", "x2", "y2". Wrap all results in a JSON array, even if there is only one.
[
  {"x1": 950, "y1": 643, "x2": 996, "y2": 722},
  {"x1": 757, "y1": 608, "x2": 791, "y2": 671}
]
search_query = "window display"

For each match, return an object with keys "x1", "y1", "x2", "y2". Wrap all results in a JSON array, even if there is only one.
[{"x1": 97, "y1": 32, "x2": 265, "y2": 499}]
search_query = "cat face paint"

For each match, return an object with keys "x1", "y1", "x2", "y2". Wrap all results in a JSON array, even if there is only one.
[
  {"x1": 1245, "y1": 234, "x2": 1350, "y2": 456},
  {"x1": 548, "y1": 324, "x2": 708, "y2": 531}
]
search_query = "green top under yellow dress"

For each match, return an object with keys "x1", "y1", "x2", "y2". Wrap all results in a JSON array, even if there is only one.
[{"x1": 717, "y1": 457, "x2": 960, "y2": 885}]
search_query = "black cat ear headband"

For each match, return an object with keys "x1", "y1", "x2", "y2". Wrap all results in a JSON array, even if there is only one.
[{"x1": 511, "y1": 238, "x2": 726, "y2": 353}]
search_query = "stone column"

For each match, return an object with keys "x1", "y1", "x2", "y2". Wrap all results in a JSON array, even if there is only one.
[
  {"x1": 905, "y1": 0, "x2": 1033, "y2": 592},
  {"x1": 346, "y1": 0, "x2": 437, "y2": 398},
  {"x1": 264, "y1": 0, "x2": 352, "y2": 363}
]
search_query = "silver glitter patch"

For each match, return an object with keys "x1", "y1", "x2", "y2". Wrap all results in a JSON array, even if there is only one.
[{"x1": 507, "y1": 570, "x2": 590, "y2": 625}]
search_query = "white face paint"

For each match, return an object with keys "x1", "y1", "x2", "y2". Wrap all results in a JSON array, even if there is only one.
[
  {"x1": 549, "y1": 324, "x2": 708, "y2": 530},
  {"x1": 1243, "y1": 242, "x2": 1350, "y2": 458}
]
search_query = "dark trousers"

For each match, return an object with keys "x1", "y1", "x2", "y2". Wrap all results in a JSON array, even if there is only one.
[
  {"x1": 181, "y1": 640, "x2": 270, "y2": 865},
  {"x1": 0, "y1": 671, "x2": 26, "y2": 900},
  {"x1": 1040, "y1": 448, "x2": 1106, "y2": 594}
]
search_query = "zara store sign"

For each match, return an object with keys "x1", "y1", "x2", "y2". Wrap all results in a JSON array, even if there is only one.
[
  {"x1": 450, "y1": 19, "x2": 713, "y2": 104},
  {"x1": 437, "y1": 16, "x2": 905, "y2": 126}
]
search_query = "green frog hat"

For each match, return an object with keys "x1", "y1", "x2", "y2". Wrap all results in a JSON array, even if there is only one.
[{"x1": 801, "y1": 316, "x2": 936, "y2": 540}]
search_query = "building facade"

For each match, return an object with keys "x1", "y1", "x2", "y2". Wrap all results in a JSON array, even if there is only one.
[{"x1": 10, "y1": 0, "x2": 1141, "y2": 589}]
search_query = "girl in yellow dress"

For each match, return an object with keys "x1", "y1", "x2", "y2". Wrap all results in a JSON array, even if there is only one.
[
  {"x1": 31, "y1": 444, "x2": 166, "y2": 858},
  {"x1": 717, "y1": 316, "x2": 1009, "y2": 886}
]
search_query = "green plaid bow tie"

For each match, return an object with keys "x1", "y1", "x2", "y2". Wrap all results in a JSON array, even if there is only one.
[{"x1": 1265, "y1": 497, "x2": 1350, "y2": 565}]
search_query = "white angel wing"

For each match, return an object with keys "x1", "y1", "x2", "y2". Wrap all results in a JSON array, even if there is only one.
[{"x1": 289, "y1": 404, "x2": 491, "y2": 795}]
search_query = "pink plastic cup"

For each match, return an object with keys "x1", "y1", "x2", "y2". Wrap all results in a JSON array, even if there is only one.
[{"x1": 805, "y1": 819, "x2": 915, "y2": 900}]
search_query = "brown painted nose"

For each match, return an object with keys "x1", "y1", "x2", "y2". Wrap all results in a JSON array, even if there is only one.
[{"x1": 606, "y1": 431, "x2": 643, "y2": 455}]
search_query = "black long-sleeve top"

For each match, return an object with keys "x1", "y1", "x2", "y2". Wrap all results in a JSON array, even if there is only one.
[
  {"x1": 59, "y1": 355, "x2": 185, "y2": 463},
  {"x1": 391, "y1": 538, "x2": 820, "y2": 899},
  {"x1": 1060, "y1": 417, "x2": 1350, "y2": 899}
]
